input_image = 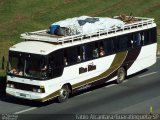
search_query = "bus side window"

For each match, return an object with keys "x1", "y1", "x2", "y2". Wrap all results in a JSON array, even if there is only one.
[
  {"x1": 92, "y1": 42, "x2": 99, "y2": 58},
  {"x1": 99, "y1": 41, "x2": 105, "y2": 57},
  {"x1": 151, "y1": 27, "x2": 157, "y2": 43},
  {"x1": 130, "y1": 32, "x2": 141, "y2": 48},
  {"x1": 113, "y1": 37, "x2": 119, "y2": 52},
  {"x1": 64, "y1": 49, "x2": 68, "y2": 65},
  {"x1": 77, "y1": 46, "x2": 83, "y2": 62},
  {"x1": 48, "y1": 57, "x2": 54, "y2": 78},
  {"x1": 84, "y1": 43, "x2": 94, "y2": 60},
  {"x1": 140, "y1": 32, "x2": 145, "y2": 45},
  {"x1": 48, "y1": 50, "x2": 64, "y2": 78},
  {"x1": 146, "y1": 28, "x2": 156, "y2": 44},
  {"x1": 137, "y1": 33, "x2": 141, "y2": 46},
  {"x1": 133, "y1": 33, "x2": 141, "y2": 47},
  {"x1": 82, "y1": 45, "x2": 86, "y2": 61},
  {"x1": 119, "y1": 35, "x2": 129, "y2": 51},
  {"x1": 126, "y1": 35, "x2": 132, "y2": 49},
  {"x1": 64, "y1": 47, "x2": 77, "y2": 65},
  {"x1": 144, "y1": 30, "x2": 151, "y2": 45},
  {"x1": 103, "y1": 38, "x2": 114, "y2": 54}
]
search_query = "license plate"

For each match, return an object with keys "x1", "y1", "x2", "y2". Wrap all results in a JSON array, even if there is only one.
[{"x1": 16, "y1": 92, "x2": 30, "y2": 99}]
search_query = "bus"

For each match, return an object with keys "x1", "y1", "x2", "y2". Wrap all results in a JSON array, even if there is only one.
[{"x1": 6, "y1": 16, "x2": 157, "y2": 103}]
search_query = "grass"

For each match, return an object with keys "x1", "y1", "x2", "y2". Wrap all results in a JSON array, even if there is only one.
[
  {"x1": 0, "y1": 0, "x2": 160, "y2": 75},
  {"x1": 158, "y1": 36, "x2": 160, "y2": 43},
  {"x1": 157, "y1": 36, "x2": 160, "y2": 51}
]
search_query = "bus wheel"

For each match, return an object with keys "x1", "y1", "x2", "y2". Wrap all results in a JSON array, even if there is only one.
[
  {"x1": 57, "y1": 85, "x2": 70, "y2": 103},
  {"x1": 116, "y1": 67, "x2": 126, "y2": 84}
]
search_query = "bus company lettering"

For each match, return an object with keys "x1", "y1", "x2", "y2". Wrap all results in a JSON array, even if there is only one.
[{"x1": 79, "y1": 63, "x2": 96, "y2": 74}]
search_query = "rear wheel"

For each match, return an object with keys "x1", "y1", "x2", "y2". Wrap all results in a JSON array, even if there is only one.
[
  {"x1": 57, "y1": 85, "x2": 70, "y2": 103},
  {"x1": 116, "y1": 67, "x2": 126, "y2": 84}
]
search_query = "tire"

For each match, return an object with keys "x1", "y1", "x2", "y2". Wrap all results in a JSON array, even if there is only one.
[
  {"x1": 57, "y1": 85, "x2": 70, "y2": 103},
  {"x1": 116, "y1": 67, "x2": 126, "y2": 84}
]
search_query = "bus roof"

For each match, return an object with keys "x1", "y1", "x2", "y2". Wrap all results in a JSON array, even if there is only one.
[
  {"x1": 9, "y1": 41, "x2": 59, "y2": 55},
  {"x1": 20, "y1": 16, "x2": 155, "y2": 45},
  {"x1": 11, "y1": 16, "x2": 156, "y2": 55}
]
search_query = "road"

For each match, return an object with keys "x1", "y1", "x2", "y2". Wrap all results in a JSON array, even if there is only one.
[{"x1": 0, "y1": 57, "x2": 160, "y2": 120}]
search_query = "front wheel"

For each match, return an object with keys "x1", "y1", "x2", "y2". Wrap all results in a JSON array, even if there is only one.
[
  {"x1": 116, "y1": 67, "x2": 126, "y2": 84},
  {"x1": 57, "y1": 85, "x2": 70, "y2": 103}
]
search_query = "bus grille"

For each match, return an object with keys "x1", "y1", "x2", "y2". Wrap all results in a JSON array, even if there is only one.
[{"x1": 7, "y1": 81, "x2": 45, "y2": 93}]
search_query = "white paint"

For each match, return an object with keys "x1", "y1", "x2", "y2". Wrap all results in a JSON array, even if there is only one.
[
  {"x1": 127, "y1": 43, "x2": 157, "y2": 76},
  {"x1": 138, "y1": 71, "x2": 158, "y2": 78},
  {"x1": 14, "y1": 107, "x2": 37, "y2": 114},
  {"x1": 10, "y1": 41, "x2": 57, "y2": 55}
]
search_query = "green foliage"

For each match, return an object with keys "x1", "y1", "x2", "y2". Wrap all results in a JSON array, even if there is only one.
[
  {"x1": 158, "y1": 36, "x2": 160, "y2": 44},
  {"x1": 0, "y1": 0, "x2": 160, "y2": 42},
  {"x1": 0, "y1": 0, "x2": 160, "y2": 76}
]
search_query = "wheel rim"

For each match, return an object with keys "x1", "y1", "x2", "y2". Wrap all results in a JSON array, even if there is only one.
[
  {"x1": 59, "y1": 88, "x2": 68, "y2": 100},
  {"x1": 118, "y1": 69, "x2": 125, "y2": 81}
]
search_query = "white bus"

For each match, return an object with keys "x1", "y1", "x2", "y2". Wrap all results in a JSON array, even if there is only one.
[{"x1": 6, "y1": 16, "x2": 157, "y2": 102}]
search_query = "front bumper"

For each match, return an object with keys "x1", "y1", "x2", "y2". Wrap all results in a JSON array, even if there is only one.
[
  {"x1": 6, "y1": 87, "x2": 59, "y2": 102},
  {"x1": 6, "y1": 87, "x2": 46, "y2": 101}
]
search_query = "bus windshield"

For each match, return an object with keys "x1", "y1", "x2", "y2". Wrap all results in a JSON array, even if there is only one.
[
  {"x1": 8, "y1": 52, "x2": 25, "y2": 76},
  {"x1": 25, "y1": 54, "x2": 46, "y2": 78},
  {"x1": 8, "y1": 51, "x2": 47, "y2": 79}
]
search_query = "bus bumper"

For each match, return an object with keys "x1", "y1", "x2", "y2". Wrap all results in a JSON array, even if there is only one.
[{"x1": 6, "y1": 87, "x2": 57, "y2": 102}]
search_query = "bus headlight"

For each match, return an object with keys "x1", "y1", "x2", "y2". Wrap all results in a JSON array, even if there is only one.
[
  {"x1": 7, "y1": 83, "x2": 15, "y2": 88},
  {"x1": 33, "y1": 88, "x2": 43, "y2": 93}
]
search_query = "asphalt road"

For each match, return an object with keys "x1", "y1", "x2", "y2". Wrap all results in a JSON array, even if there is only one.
[{"x1": 0, "y1": 57, "x2": 160, "y2": 120}]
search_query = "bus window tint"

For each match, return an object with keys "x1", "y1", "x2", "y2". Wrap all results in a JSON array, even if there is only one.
[
  {"x1": 64, "y1": 47, "x2": 77, "y2": 65},
  {"x1": 119, "y1": 35, "x2": 129, "y2": 51},
  {"x1": 25, "y1": 54, "x2": 46, "y2": 78},
  {"x1": 99, "y1": 41, "x2": 105, "y2": 57},
  {"x1": 77, "y1": 46, "x2": 83, "y2": 62},
  {"x1": 152, "y1": 27, "x2": 157, "y2": 43},
  {"x1": 48, "y1": 50, "x2": 64, "y2": 78},
  {"x1": 144, "y1": 30, "x2": 151, "y2": 45},
  {"x1": 133, "y1": 33, "x2": 141, "y2": 46},
  {"x1": 143, "y1": 28, "x2": 157, "y2": 45},
  {"x1": 127, "y1": 35, "x2": 132, "y2": 48},
  {"x1": 113, "y1": 37, "x2": 119, "y2": 52},
  {"x1": 140, "y1": 32, "x2": 145, "y2": 45},
  {"x1": 82, "y1": 46, "x2": 86, "y2": 61},
  {"x1": 84, "y1": 43, "x2": 94, "y2": 60},
  {"x1": 92, "y1": 42, "x2": 99, "y2": 58},
  {"x1": 8, "y1": 52, "x2": 25, "y2": 76},
  {"x1": 104, "y1": 38, "x2": 114, "y2": 54}
]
